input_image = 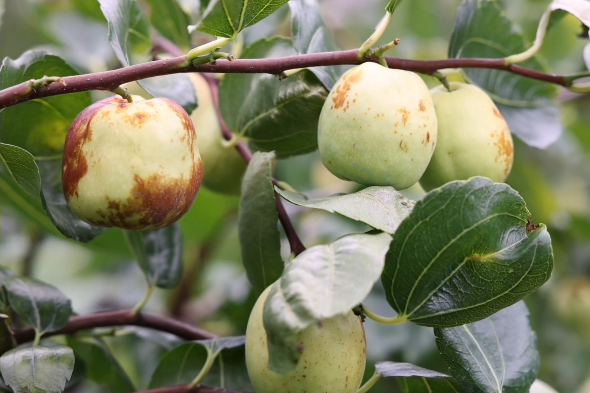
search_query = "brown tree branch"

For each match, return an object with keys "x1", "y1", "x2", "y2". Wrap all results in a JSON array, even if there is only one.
[
  {"x1": 13, "y1": 309, "x2": 216, "y2": 345},
  {"x1": 0, "y1": 49, "x2": 567, "y2": 109}
]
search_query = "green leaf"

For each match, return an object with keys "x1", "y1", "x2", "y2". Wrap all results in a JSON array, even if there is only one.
[
  {"x1": 67, "y1": 337, "x2": 135, "y2": 393},
  {"x1": 238, "y1": 152, "x2": 283, "y2": 295},
  {"x1": 125, "y1": 224, "x2": 183, "y2": 289},
  {"x1": 0, "y1": 345, "x2": 75, "y2": 393},
  {"x1": 98, "y1": 0, "x2": 197, "y2": 113},
  {"x1": 148, "y1": 338, "x2": 248, "y2": 389},
  {"x1": 385, "y1": 0, "x2": 405, "y2": 13},
  {"x1": 0, "y1": 0, "x2": 5, "y2": 31},
  {"x1": 144, "y1": 0, "x2": 192, "y2": 51},
  {"x1": 0, "y1": 50, "x2": 92, "y2": 156},
  {"x1": 289, "y1": 0, "x2": 341, "y2": 89},
  {"x1": 382, "y1": 177, "x2": 553, "y2": 327},
  {"x1": 276, "y1": 186, "x2": 415, "y2": 234},
  {"x1": 3, "y1": 277, "x2": 72, "y2": 334},
  {"x1": 434, "y1": 301, "x2": 539, "y2": 393},
  {"x1": 264, "y1": 231, "x2": 392, "y2": 373},
  {"x1": 449, "y1": 0, "x2": 561, "y2": 149},
  {"x1": 219, "y1": 37, "x2": 327, "y2": 158},
  {"x1": 196, "y1": 0, "x2": 290, "y2": 38},
  {"x1": 0, "y1": 143, "x2": 42, "y2": 201},
  {"x1": 37, "y1": 160, "x2": 105, "y2": 243},
  {"x1": 376, "y1": 362, "x2": 450, "y2": 378},
  {"x1": 399, "y1": 377, "x2": 466, "y2": 393}
]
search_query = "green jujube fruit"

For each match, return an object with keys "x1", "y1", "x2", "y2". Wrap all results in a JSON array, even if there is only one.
[
  {"x1": 245, "y1": 284, "x2": 367, "y2": 393},
  {"x1": 317, "y1": 62, "x2": 438, "y2": 190},
  {"x1": 420, "y1": 82, "x2": 514, "y2": 191},
  {"x1": 189, "y1": 74, "x2": 247, "y2": 195}
]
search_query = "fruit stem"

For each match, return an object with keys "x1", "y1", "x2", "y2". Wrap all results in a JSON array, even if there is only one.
[
  {"x1": 375, "y1": 38, "x2": 401, "y2": 56},
  {"x1": 186, "y1": 37, "x2": 233, "y2": 63},
  {"x1": 355, "y1": 372, "x2": 382, "y2": 393},
  {"x1": 505, "y1": 5, "x2": 552, "y2": 65},
  {"x1": 433, "y1": 71, "x2": 452, "y2": 92},
  {"x1": 131, "y1": 283, "x2": 155, "y2": 316},
  {"x1": 565, "y1": 72, "x2": 590, "y2": 93},
  {"x1": 32, "y1": 329, "x2": 41, "y2": 347},
  {"x1": 362, "y1": 305, "x2": 408, "y2": 325},
  {"x1": 358, "y1": 11, "x2": 392, "y2": 59},
  {"x1": 280, "y1": 68, "x2": 305, "y2": 79},
  {"x1": 110, "y1": 86, "x2": 132, "y2": 102},
  {"x1": 188, "y1": 347, "x2": 220, "y2": 388}
]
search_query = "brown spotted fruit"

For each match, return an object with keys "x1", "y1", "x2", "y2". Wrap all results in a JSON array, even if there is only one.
[
  {"x1": 419, "y1": 82, "x2": 514, "y2": 191},
  {"x1": 62, "y1": 95, "x2": 203, "y2": 230},
  {"x1": 317, "y1": 62, "x2": 438, "y2": 190},
  {"x1": 189, "y1": 74, "x2": 246, "y2": 195},
  {"x1": 245, "y1": 284, "x2": 366, "y2": 393}
]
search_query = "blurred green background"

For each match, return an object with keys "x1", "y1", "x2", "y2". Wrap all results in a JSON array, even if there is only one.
[{"x1": 1, "y1": 0, "x2": 589, "y2": 392}]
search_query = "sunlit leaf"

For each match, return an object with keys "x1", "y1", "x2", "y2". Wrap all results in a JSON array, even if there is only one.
[{"x1": 276, "y1": 186, "x2": 415, "y2": 234}]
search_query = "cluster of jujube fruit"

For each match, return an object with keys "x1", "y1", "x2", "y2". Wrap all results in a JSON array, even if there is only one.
[{"x1": 61, "y1": 62, "x2": 514, "y2": 393}]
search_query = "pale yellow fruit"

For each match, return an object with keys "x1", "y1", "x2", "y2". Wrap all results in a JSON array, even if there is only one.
[
  {"x1": 62, "y1": 95, "x2": 203, "y2": 230},
  {"x1": 419, "y1": 82, "x2": 514, "y2": 191},
  {"x1": 245, "y1": 284, "x2": 367, "y2": 393},
  {"x1": 189, "y1": 74, "x2": 246, "y2": 195},
  {"x1": 317, "y1": 62, "x2": 438, "y2": 190}
]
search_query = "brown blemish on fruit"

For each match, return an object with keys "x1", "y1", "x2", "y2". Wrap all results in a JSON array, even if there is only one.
[
  {"x1": 419, "y1": 100, "x2": 427, "y2": 112},
  {"x1": 426, "y1": 132, "x2": 431, "y2": 143},
  {"x1": 398, "y1": 107, "x2": 410, "y2": 125},
  {"x1": 399, "y1": 140, "x2": 408, "y2": 153},
  {"x1": 332, "y1": 68, "x2": 364, "y2": 110},
  {"x1": 123, "y1": 112, "x2": 151, "y2": 128},
  {"x1": 63, "y1": 97, "x2": 114, "y2": 199},
  {"x1": 493, "y1": 107, "x2": 503, "y2": 119},
  {"x1": 492, "y1": 128, "x2": 514, "y2": 176}
]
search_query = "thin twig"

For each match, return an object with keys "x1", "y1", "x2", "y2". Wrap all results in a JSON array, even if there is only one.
[
  {"x1": 13, "y1": 310, "x2": 216, "y2": 344},
  {"x1": 0, "y1": 49, "x2": 567, "y2": 108}
]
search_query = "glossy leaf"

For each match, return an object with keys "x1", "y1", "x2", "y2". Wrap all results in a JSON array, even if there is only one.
[
  {"x1": 276, "y1": 186, "x2": 415, "y2": 234},
  {"x1": 4, "y1": 277, "x2": 72, "y2": 334},
  {"x1": 385, "y1": 0, "x2": 405, "y2": 13},
  {"x1": 264, "y1": 231, "x2": 392, "y2": 373},
  {"x1": 196, "y1": 0, "x2": 289, "y2": 38},
  {"x1": 449, "y1": 0, "x2": 561, "y2": 148},
  {"x1": 399, "y1": 377, "x2": 466, "y2": 393},
  {"x1": 435, "y1": 301, "x2": 539, "y2": 393},
  {"x1": 0, "y1": 50, "x2": 92, "y2": 156},
  {"x1": 382, "y1": 177, "x2": 553, "y2": 327},
  {"x1": 289, "y1": 0, "x2": 341, "y2": 89},
  {"x1": 37, "y1": 160, "x2": 105, "y2": 243},
  {"x1": 144, "y1": 0, "x2": 192, "y2": 51},
  {"x1": 0, "y1": 143, "x2": 41, "y2": 201},
  {"x1": 376, "y1": 362, "x2": 450, "y2": 378},
  {"x1": 67, "y1": 337, "x2": 135, "y2": 393},
  {"x1": 0, "y1": 345, "x2": 74, "y2": 393},
  {"x1": 125, "y1": 224, "x2": 183, "y2": 289},
  {"x1": 238, "y1": 152, "x2": 283, "y2": 295},
  {"x1": 220, "y1": 37, "x2": 327, "y2": 158},
  {"x1": 98, "y1": 0, "x2": 197, "y2": 113}
]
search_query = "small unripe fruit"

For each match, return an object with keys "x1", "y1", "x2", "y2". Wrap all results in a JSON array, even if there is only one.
[
  {"x1": 245, "y1": 284, "x2": 367, "y2": 393},
  {"x1": 419, "y1": 82, "x2": 514, "y2": 191},
  {"x1": 318, "y1": 62, "x2": 438, "y2": 190},
  {"x1": 62, "y1": 95, "x2": 203, "y2": 230},
  {"x1": 189, "y1": 74, "x2": 246, "y2": 195}
]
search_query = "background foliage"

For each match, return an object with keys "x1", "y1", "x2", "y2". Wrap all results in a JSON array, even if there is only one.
[{"x1": 0, "y1": 0, "x2": 589, "y2": 392}]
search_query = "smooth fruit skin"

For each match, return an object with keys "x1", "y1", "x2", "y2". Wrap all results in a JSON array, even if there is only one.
[
  {"x1": 317, "y1": 62, "x2": 438, "y2": 190},
  {"x1": 245, "y1": 284, "x2": 367, "y2": 393},
  {"x1": 62, "y1": 95, "x2": 203, "y2": 230},
  {"x1": 419, "y1": 82, "x2": 514, "y2": 191},
  {"x1": 189, "y1": 74, "x2": 246, "y2": 195}
]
